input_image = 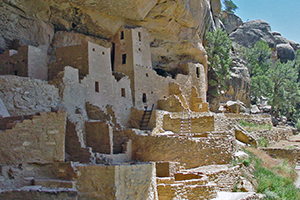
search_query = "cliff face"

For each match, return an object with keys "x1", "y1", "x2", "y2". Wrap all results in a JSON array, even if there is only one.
[{"x1": 0, "y1": 0, "x2": 222, "y2": 72}]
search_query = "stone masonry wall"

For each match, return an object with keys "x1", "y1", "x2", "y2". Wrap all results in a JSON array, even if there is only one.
[
  {"x1": 0, "y1": 111, "x2": 66, "y2": 165},
  {"x1": 132, "y1": 135, "x2": 233, "y2": 169},
  {"x1": 75, "y1": 163, "x2": 158, "y2": 200}
]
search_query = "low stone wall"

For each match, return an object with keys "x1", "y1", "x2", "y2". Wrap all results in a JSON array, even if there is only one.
[
  {"x1": 75, "y1": 163, "x2": 158, "y2": 200},
  {"x1": 224, "y1": 113, "x2": 272, "y2": 126},
  {"x1": 252, "y1": 127, "x2": 292, "y2": 144},
  {"x1": 0, "y1": 187, "x2": 77, "y2": 200},
  {"x1": 132, "y1": 134, "x2": 233, "y2": 169},
  {"x1": 162, "y1": 112, "x2": 214, "y2": 134},
  {"x1": 0, "y1": 162, "x2": 77, "y2": 191},
  {"x1": 260, "y1": 148, "x2": 300, "y2": 163},
  {"x1": 0, "y1": 111, "x2": 66, "y2": 165},
  {"x1": 196, "y1": 165, "x2": 242, "y2": 192}
]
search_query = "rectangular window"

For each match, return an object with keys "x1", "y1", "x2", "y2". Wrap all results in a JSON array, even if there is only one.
[
  {"x1": 14, "y1": 70, "x2": 18, "y2": 75},
  {"x1": 120, "y1": 31, "x2": 124, "y2": 40},
  {"x1": 138, "y1": 32, "x2": 142, "y2": 41},
  {"x1": 142, "y1": 93, "x2": 147, "y2": 103},
  {"x1": 122, "y1": 54, "x2": 127, "y2": 64},
  {"x1": 95, "y1": 81, "x2": 99, "y2": 93},
  {"x1": 121, "y1": 88, "x2": 126, "y2": 97},
  {"x1": 196, "y1": 67, "x2": 200, "y2": 78}
]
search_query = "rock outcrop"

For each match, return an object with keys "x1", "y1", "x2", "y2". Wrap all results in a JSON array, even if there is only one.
[
  {"x1": 0, "y1": 0, "x2": 224, "y2": 73},
  {"x1": 221, "y1": 11, "x2": 243, "y2": 34},
  {"x1": 229, "y1": 20, "x2": 276, "y2": 49},
  {"x1": 0, "y1": 3, "x2": 54, "y2": 53}
]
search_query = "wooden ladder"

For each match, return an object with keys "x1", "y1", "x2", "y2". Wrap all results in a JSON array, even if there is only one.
[
  {"x1": 140, "y1": 104, "x2": 154, "y2": 130},
  {"x1": 180, "y1": 111, "x2": 191, "y2": 135}
]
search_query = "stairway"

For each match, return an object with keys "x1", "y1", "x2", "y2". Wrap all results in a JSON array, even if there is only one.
[
  {"x1": 180, "y1": 111, "x2": 191, "y2": 135},
  {"x1": 140, "y1": 104, "x2": 154, "y2": 130}
]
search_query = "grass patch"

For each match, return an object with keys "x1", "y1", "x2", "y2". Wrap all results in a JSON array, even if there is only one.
[
  {"x1": 244, "y1": 148, "x2": 300, "y2": 200},
  {"x1": 240, "y1": 120, "x2": 272, "y2": 132},
  {"x1": 258, "y1": 137, "x2": 269, "y2": 147}
]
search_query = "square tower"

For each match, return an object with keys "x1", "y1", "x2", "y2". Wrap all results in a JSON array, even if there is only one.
[{"x1": 112, "y1": 27, "x2": 154, "y2": 108}]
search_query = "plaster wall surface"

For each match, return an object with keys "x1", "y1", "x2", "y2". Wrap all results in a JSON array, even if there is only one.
[
  {"x1": 0, "y1": 111, "x2": 66, "y2": 165},
  {"x1": 27, "y1": 45, "x2": 48, "y2": 80},
  {"x1": 75, "y1": 163, "x2": 158, "y2": 200},
  {"x1": 115, "y1": 163, "x2": 158, "y2": 200}
]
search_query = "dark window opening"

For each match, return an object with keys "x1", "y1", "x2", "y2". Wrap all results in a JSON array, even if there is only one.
[
  {"x1": 122, "y1": 54, "x2": 127, "y2": 64},
  {"x1": 102, "y1": 52, "x2": 105, "y2": 55},
  {"x1": 121, "y1": 88, "x2": 126, "y2": 97},
  {"x1": 95, "y1": 81, "x2": 99, "y2": 93},
  {"x1": 14, "y1": 70, "x2": 18, "y2": 75},
  {"x1": 92, "y1": 48, "x2": 95, "y2": 52},
  {"x1": 138, "y1": 32, "x2": 142, "y2": 41},
  {"x1": 142, "y1": 93, "x2": 147, "y2": 103},
  {"x1": 111, "y1": 42, "x2": 115, "y2": 71},
  {"x1": 146, "y1": 73, "x2": 148, "y2": 77},
  {"x1": 196, "y1": 67, "x2": 200, "y2": 78},
  {"x1": 120, "y1": 31, "x2": 124, "y2": 40}
]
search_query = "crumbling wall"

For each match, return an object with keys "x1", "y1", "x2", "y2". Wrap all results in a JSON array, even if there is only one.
[
  {"x1": 132, "y1": 135, "x2": 233, "y2": 169},
  {"x1": 49, "y1": 44, "x2": 89, "y2": 80},
  {"x1": 0, "y1": 111, "x2": 66, "y2": 165},
  {"x1": 0, "y1": 75, "x2": 59, "y2": 116}
]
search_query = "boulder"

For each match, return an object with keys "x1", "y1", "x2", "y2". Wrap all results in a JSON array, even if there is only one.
[
  {"x1": 225, "y1": 100, "x2": 246, "y2": 113},
  {"x1": 250, "y1": 105, "x2": 260, "y2": 114},
  {"x1": 276, "y1": 43, "x2": 295, "y2": 63},
  {"x1": 229, "y1": 20, "x2": 276, "y2": 49}
]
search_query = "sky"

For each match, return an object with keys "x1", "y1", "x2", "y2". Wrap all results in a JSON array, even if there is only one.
[{"x1": 228, "y1": 0, "x2": 300, "y2": 44}]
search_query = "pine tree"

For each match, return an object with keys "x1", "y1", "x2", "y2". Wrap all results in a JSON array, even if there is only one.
[{"x1": 205, "y1": 28, "x2": 232, "y2": 98}]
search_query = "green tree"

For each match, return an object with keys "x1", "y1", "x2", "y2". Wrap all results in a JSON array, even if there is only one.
[
  {"x1": 268, "y1": 60, "x2": 300, "y2": 118},
  {"x1": 205, "y1": 28, "x2": 232, "y2": 98},
  {"x1": 223, "y1": 0, "x2": 238, "y2": 13},
  {"x1": 242, "y1": 41, "x2": 300, "y2": 120},
  {"x1": 244, "y1": 40, "x2": 272, "y2": 77}
]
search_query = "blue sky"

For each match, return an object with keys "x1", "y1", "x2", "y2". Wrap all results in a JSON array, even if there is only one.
[{"x1": 228, "y1": 0, "x2": 300, "y2": 44}]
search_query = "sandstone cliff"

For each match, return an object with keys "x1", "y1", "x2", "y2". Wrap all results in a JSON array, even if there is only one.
[{"x1": 0, "y1": 0, "x2": 224, "y2": 73}]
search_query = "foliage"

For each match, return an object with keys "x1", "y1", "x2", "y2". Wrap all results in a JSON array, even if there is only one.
[
  {"x1": 239, "y1": 120, "x2": 272, "y2": 132},
  {"x1": 257, "y1": 137, "x2": 269, "y2": 148},
  {"x1": 244, "y1": 148, "x2": 300, "y2": 200},
  {"x1": 222, "y1": 0, "x2": 238, "y2": 13},
  {"x1": 296, "y1": 119, "x2": 300, "y2": 131},
  {"x1": 241, "y1": 40, "x2": 300, "y2": 120},
  {"x1": 205, "y1": 28, "x2": 232, "y2": 98}
]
